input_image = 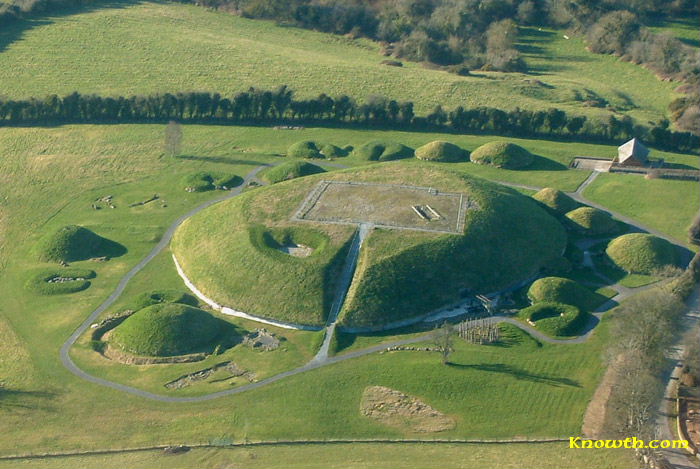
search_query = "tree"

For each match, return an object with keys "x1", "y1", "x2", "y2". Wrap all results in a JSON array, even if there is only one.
[
  {"x1": 164, "y1": 121, "x2": 183, "y2": 158},
  {"x1": 433, "y1": 321, "x2": 454, "y2": 364}
]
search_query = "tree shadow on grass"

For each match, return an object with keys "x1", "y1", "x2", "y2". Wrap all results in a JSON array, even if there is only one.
[
  {"x1": 0, "y1": 387, "x2": 56, "y2": 411},
  {"x1": 446, "y1": 362, "x2": 581, "y2": 387}
]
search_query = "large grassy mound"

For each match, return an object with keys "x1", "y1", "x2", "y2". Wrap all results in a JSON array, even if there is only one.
[
  {"x1": 605, "y1": 233, "x2": 679, "y2": 274},
  {"x1": 527, "y1": 277, "x2": 604, "y2": 311},
  {"x1": 352, "y1": 141, "x2": 414, "y2": 161},
  {"x1": 110, "y1": 303, "x2": 225, "y2": 357},
  {"x1": 564, "y1": 207, "x2": 620, "y2": 235},
  {"x1": 470, "y1": 141, "x2": 534, "y2": 169},
  {"x1": 172, "y1": 164, "x2": 566, "y2": 327},
  {"x1": 532, "y1": 188, "x2": 579, "y2": 214},
  {"x1": 35, "y1": 225, "x2": 123, "y2": 262},
  {"x1": 414, "y1": 141, "x2": 468, "y2": 162},
  {"x1": 263, "y1": 161, "x2": 326, "y2": 184}
]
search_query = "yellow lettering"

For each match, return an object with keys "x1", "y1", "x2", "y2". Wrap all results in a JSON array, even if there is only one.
[{"x1": 569, "y1": 437, "x2": 582, "y2": 449}]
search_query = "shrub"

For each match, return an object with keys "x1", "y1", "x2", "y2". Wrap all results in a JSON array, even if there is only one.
[
  {"x1": 519, "y1": 302, "x2": 586, "y2": 337},
  {"x1": 263, "y1": 161, "x2": 326, "y2": 184},
  {"x1": 470, "y1": 141, "x2": 533, "y2": 169},
  {"x1": 606, "y1": 233, "x2": 679, "y2": 274},
  {"x1": 35, "y1": 225, "x2": 113, "y2": 263},
  {"x1": 564, "y1": 207, "x2": 620, "y2": 235},
  {"x1": 352, "y1": 140, "x2": 414, "y2": 161},
  {"x1": 287, "y1": 140, "x2": 323, "y2": 159},
  {"x1": 527, "y1": 277, "x2": 602, "y2": 311},
  {"x1": 182, "y1": 172, "x2": 242, "y2": 192},
  {"x1": 25, "y1": 268, "x2": 96, "y2": 295},
  {"x1": 110, "y1": 303, "x2": 227, "y2": 357},
  {"x1": 132, "y1": 289, "x2": 197, "y2": 310},
  {"x1": 414, "y1": 140, "x2": 468, "y2": 162},
  {"x1": 532, "y1": 188, "x2": 579, "y2": 214}
]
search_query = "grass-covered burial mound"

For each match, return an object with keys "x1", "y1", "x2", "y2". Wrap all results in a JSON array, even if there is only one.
[
  {"x1": 519, "y1": 302, "x2": 587, "y2": 337},
  {"x1": 25, "y1": 268, "x2": 96, "y2": 295},
  {"x1": 414, "y1": 141, "x2": 468, "y2": 162},
  {"x1": 263, "y1": 161, "x2": 326, "y2": 184},
  {"x1": 527, "y1": 277, "x2": 604, "y2": 311},
  {"x1": 605, "y1": 233, "x2": 679, "y2": 275},
  {"x1": 470, "y1": 141, "x2": 533, "y2": 169},
  {"x1": 564, "y1": 207, "x2": 620, "y2": 235},
  {"x1": 172, "y1": 164, "x2": 566, "y2": 328},
  {"x1": 352, "y1": 140, "x2": 413, "y2": 161},
  {"x1": 110, "y1": 303, "x2": 225, "y2": 357},
  {"x1": 532, "y1": 188, "x2": 579, "y2": 214},
  {"x1": 35, "y1": 225, "x2": 124, "y2": 263}
]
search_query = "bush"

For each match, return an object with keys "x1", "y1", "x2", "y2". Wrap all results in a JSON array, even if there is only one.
[
  {"x1": 287, "y1": 140, "x2": 323, "y2": 159},
  {"x1": 110, "y1": 303, "x2": 227, "y2": 357},
  {"x1": 532, "y1": 188, "x2": 579, "y2": 214},
  {"x1": 414, "y1": 140, "x2": 468, "y2": 162},
  {"x1": 263, "y1": 161, "x2": 326, "y2": 184},
  {"x1": 25, "y1": 268, "x2": 96, "y2": 295},
  {"x1": 527, "y1": 277, "x2": 602, "y2": 311},
  {"x1": 182, "y1": 172, "x2": 242, "y2": 192},
  {"x1": 470, "y1": 141, "x2": 533, "y2": 169},
  {"x1": 519, "y1": 302, "x2": 586, "y2": 337},
  {"x1": 564, "y1": 207, "x2": 620, "y2": 235},
  {"x1": 352, "y1": 140, "x2": 414, "y2": 161},
  {"x1": 606, "y1": 233, "x2": 679, "y2": 274},
  {"x1": 132, "y1": 289, "x2": 197, "y2": 310},
  {"x1": 35, "y1": 225, "x2": 114, "y2": 263}
]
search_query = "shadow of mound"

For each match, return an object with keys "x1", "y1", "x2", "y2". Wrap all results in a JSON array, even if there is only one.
[
  {"x1": 97, "y1": 236, "x2": 128, "y2": 260},
  {"x1": 0, "y1": 386, "x2": 56, "y2": 411},
  {"x1": 525, "y1": 154, "x2": 568, "y2": 171},
  {"x1": 446, "y1": 362, "x2": 580, "y2": 387}
]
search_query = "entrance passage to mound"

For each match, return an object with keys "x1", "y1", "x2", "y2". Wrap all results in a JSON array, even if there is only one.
[{"x1": 293, "y1": 181, "x2": 475, "y2": 234}]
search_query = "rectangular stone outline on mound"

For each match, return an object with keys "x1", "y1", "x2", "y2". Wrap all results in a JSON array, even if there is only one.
[{"x1": 292, "y1": 180, "x2": 473, "y2": 234}]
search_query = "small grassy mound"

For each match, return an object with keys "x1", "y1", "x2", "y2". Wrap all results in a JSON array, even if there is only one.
[
  {"x1": 35, "y1": 225, "x2": 122, "y2": 263},
  {"x1": 532, "y1": 188, "x2": 579, "y2": 214},
  {"x1": 527, "y1": 277, "x2": 604, "y2": 311},
  {"x1": 182, "y1": 171, "x2": 242, "y2": 192},
  {"x1": 287, "y1": 140, "x2": 323, "y2": 159},
  {"x1": 414, "y1": 141, "x2": 468, "y2": 162},
  {"x1": 519, "y1": 302, "x2": 586, "y2": 337},
  {"x1": 263, "y1": 161, "x2": 326, "y2": 184},
  {"x1": 564, "y1": 207, "x2": 620, "y2": 235},
  {"x1": 110, "y1": 303, "x2": 226, "y2": 357},
  {"x1": 605, "y1": 233, "x2": 679, "y2": 274},
  {"x1": 320, "y1": 143, "x2": 350, "y2": 158},
  {"x1": 470, "y1": 141, "x2": 534, "y2": 169},
  {"x1": 352, "y1": 140, "x2": 414, "y2": 161},
  {"x1": 25, "y1": 268, "x2": 96, "y2": 295},
  {"x1": 132, "y1": 289, "x2": 197, "y2": 310}
]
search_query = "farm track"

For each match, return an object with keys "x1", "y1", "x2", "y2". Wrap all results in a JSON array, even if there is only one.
[{"x1": 61, "y1": 166, "x2": 694, "y2": 402}]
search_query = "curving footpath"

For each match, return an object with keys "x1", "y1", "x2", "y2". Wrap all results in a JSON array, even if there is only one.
[{"x1": 60, "y1": 166, "x2": 693, "y2": 402}]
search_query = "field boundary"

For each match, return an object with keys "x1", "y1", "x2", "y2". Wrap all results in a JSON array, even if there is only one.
[{"x1": 0, "y1": 438, "x2": 572, "y2": 461}]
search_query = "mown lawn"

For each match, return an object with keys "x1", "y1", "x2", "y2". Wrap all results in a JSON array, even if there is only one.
[
  {"x1": 583, "y1": 172, "x2": 699, "y2": 246},
  {"x1": 0, "y1": 1, "x2": 679, "y2": 122}
]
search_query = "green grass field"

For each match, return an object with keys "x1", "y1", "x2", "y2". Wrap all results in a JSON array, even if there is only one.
[
  {"x1": 583, "y1": 173, "x2": 699, "y2": 245},
  {"x1": 0, "y1": 121, "x2": 694, "y2": 466},
  {"x1": 0, "y1": 1, "x2": 679, "y2": 122},
  {"x1": 0, "y1": 442, "x2": 636, "y2": 469}
]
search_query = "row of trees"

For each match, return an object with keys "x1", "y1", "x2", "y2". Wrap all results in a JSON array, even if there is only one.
[{"x1": 2, "y1": 87, "x2": 698, "y2": 153}]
